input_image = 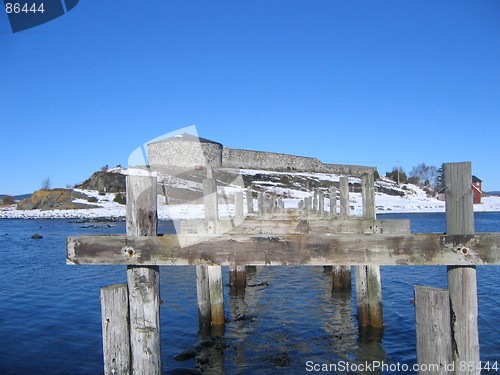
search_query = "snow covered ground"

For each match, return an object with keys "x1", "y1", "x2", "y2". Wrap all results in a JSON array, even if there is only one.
[{"x1": 1, "y1": 186, "x2": 500, "y2": 220}]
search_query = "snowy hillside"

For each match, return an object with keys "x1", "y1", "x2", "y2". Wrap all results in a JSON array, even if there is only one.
[{"x1": 1, "y1": 168, "x2": 500, "y2": 219}]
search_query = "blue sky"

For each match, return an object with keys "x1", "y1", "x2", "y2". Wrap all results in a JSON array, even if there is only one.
[{"x1": 1, "y1": 1, "x2": 500, "y2": 195}]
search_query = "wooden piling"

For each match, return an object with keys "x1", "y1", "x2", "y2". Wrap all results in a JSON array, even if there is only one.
[
  {"x1": 235, "y1": 191, "x2": 244, "y2": 218},
  {"x1": 203, "y1": 177, "x2": 218, "y2": 224},
  {"x1": 414, "y1": 286, "x2": 453, "y2": 375},
  {"x1": 101, "y1": 284, "x2": 131, "y2": 375},
  {"x1": 329, "y1": 186, "x2": 337, "y2": 217},
  {"x1": 257, "y1": 192, "x2": 264, "y2": 214},
  {"x1": 332, "y1": 265, "x2": 351, "y2": 292},
  {"x1": 445, "y1": 162, "x2": 480, "y2": 374},
  {"x1": 332, "y1": 178, "x2": 352, "y2": 294},
  {"x1": 318, "y1": 190, "x2": 324, "y2": 215},
  {"x1": 246, "y1": 188, "x2": 254, "y2": 214},
  {"x1": 355, "y1": 265, "x2": 370, "y2": 327},
  {"x1": 126, "y1": 175, "x2": 162, "y2": 375},
  {"x1": 366, "y1": 266, "x2": 383, "y2": 329},
  {"x1": 354, "y1": 173, "x2": 383, "y2": 329},
  {"x1": 229, "y1": 265, "x2": 246, "y2": 296},
  {"x1": 208, "y1": 265, "x2": 225, "y2": 334},
  {"x1": 339, "y1": 176, "x2": 349, "y2": 217},
  {"x1": 201, "y1": 176, "x2": 225, "y2": 332},
  {"x1": 196, "y1": 265, "x2": 212, "y2": 332},
  {"x1": 303, "y1": 196, "x2": 310, "y2": 214}
]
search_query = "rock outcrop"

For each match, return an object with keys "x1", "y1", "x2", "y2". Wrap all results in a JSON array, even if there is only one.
[
  {"x1": 17, "y1": 189, "x2": 96, "y2": 210},
  {"x1": 76, "y1": 170, "x2": 126, "y2": 193}
]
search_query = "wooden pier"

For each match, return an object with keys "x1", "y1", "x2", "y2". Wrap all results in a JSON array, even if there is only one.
[{"x1": 67, "y1": 162, "x2": 500, "y2": 375}]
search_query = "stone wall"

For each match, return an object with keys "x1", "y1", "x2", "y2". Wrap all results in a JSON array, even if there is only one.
[
  {"x1": 148, "y1": 139, "x2": 222, "y2": 170},
  {"x1": 146, "y1": 135, "x2": 374, "y2": 177},
  {"x1": 222, "y1": 147, "x2": 322, "y2": 171},
  {"x1": 222, "y1": 147, "x2": 375, "y2": 176}
]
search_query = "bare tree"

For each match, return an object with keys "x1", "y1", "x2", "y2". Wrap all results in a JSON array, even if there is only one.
[
  {"x1": 409, "y1": 163, "x2": 438, "y2": 187},
  {"x1": 41, "y1": 177, "x2": 51, "y2": 190}
]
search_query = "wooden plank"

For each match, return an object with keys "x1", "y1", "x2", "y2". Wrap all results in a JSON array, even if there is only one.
[
  {"x1": 100, "y1": 284, "x2": 130, "y2": 375},
  {"x1": 126, "y1": 175, "x2": 162, "y2": 375},
  {"x1": 67, "y1": 232, "x2": 500, "y2": 266},
  {"x1": 414, "y1": 286, "x2": 453, "y2": 375},
  {"x1": 444, "y1": 162, "x2": 480, "y2": 375},
  {"x1": 181, "y1": 218, "x2": 410, "y2": 236}
]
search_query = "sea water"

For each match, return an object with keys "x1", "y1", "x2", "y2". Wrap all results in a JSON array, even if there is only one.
[{"x1": 0, "y1": 213, "x2": 498, "y2": 374}]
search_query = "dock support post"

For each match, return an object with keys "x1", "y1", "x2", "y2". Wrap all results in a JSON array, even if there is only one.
[
  {"x1": 201, "y1": 174, "x2": 225, "y2": 334},
  {"x1": 332, "y1": 265, "x2": 351, "y2": 292},
  {"x1": 356, "y1": 173, "x2": 383, "y2": 329},
  {"x1": 445, "y1": 162, "x2": 480, "y2": 374},
  {"x1": 101, "y1": 284, "x2": 131, "y2": 375},
  {"x1": 246, "y1": 188, "x2": 254, "y2": 214},
  {"x1": 126, "y1": 175, "x2": 162, "y2": 374},
  {"x1": 329, "y1": 186, "x2": 337, "y2": 217},
  {"x1": 331, "y1": 178, "x2": 351, "y2": 293},
  {"x1": 234, "y1": 191, "x2": 244, "y2": 218},
  {"x1": 318, "y1": 190, "x2": 324, "y2": 215},
  {"x1": 414, "y1": 286, "x2": 453, "y2": 374},
  {"x1": 339, "y1": 176, "x2": 349, "y2": 217},
  {"x1": 229, "y1": 265, "x2": 247, "y2": 296},
  {"x1": 208, "y1": 265, "x2": 225, "y2": 335}
]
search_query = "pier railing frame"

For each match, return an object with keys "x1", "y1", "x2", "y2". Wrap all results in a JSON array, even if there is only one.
[{"x1": 67, "y1": 162, "x2": 498, "y2": 375}]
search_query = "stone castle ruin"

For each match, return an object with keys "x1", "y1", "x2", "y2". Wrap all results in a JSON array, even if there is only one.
[{"x1": 147, "y1": 133, "x2": 374, "y2": 176}]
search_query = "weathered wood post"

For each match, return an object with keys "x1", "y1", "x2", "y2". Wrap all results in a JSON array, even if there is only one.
[
  {"x1": 234, "y1": 191, "x2": 244, "y2": 218},
  {"x1": 126, "y1": 175, "x2": 162, "y2": 374},
  {"x1": 329, "y1": 186, "x2": 337, "y2": 217},
  {"x1": 318, "y1": 189, "x2": 324, "y2": 215},
  {"x1": 414, "y1": 286, "x2": 453, "y2": 374},
  {"x1": 332, "y1": 177, "x2": 352, "y2": 293},
  {"x1": 339, "y1": 176, "x2": 350, "y2": 217},
  {"x1": 356, "y1": 173, "x2": 383, "y2": 330},
  {"x1": 230, "y1": 191, "x2": 247, "y2": 296},
  {"x1": 246, "y1": 187, "x2": 254, "y2": 214},
  {"x1": 257, "y1": 192, "x2": 264, "y2": 214},
  {"x1": 101, "y1": 284, "x2": 131, "y2": 375},
  {"x1": 332, "y1": 265, "x2": 351, "y2": 292},
  {"x1": 445, "y1": 162, "x2": 480, "y2": 374},
  {"x1": 208, "y1": 265, "x2": 225, "y2": 335},
  {"x1": 200, "y1": 172, "x2": 225, "y2": 334},
  {"x1": 365, "y1": 173, "x2": 383, "y2": 329},
  {"x1": 229, "y1": 265, "x2": 246, "y2": 297}
]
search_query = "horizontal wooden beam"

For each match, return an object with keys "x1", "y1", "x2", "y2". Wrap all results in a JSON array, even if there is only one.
[
  {"x1": 180, "y1": 218, "x2": 410, "y2": 235},
  {"x1": 67, "y1": 233, "x2": 500, "y2": 266}
]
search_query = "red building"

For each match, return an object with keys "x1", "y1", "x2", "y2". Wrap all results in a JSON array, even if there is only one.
[
  {"x1": 472, "y1": 175, "x2": 482, "y2": 204},
  {"x1": 437, "y1": 175, "x2": 482, "y2": 204}
]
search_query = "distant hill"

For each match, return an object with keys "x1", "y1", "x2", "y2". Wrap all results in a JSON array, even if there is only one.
[
  {"x1": 0, "y1": 193, "x2": 31, "y2": 201},
  {"x1": 485, "y1": 191, "x2": 500, "y2": 196}
]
